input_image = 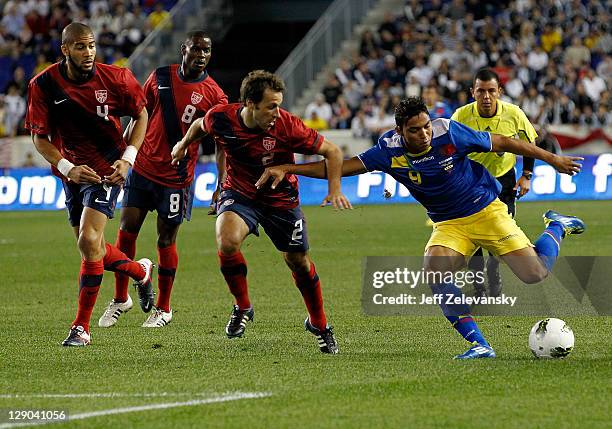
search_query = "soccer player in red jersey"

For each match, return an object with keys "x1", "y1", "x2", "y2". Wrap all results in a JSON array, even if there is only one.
[
  {"x1": 99, "y1": 31, "x2": 228, "y2": 329},
  {"x1": 24, "y1": 23, "x2": 153, "y2": 347},
  {"x1": 171, "y1": 70, "x2": 351, "y2": 354}
]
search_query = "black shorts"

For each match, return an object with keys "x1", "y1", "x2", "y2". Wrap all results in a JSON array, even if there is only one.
[
  {"x1": 122, "y1": 170, "x2": 194, "y2": 225},
  {"x1": 217, "y1": 189, "x2": 309, "y2": 252},
  {"x1": 63, "y1": 181, "x2": 121, "y2": 227},
  {"x1": 496, "y1": 168, "x2": 517, "y2": 217}
]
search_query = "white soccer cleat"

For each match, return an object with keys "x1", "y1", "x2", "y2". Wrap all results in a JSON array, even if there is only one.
[
  {"x1": 98, "y1": 295, "x2": 133, "y2": 327},
  {"x1": 142, "y1": 307, "x2": 173, "y2": 328}
]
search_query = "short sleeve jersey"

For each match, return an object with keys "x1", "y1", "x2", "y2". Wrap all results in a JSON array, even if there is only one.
[
  {"x1": 25, "y1": 61, "x2": 145, "y2": 178},
  {"x1": 452, "y1": 100, "x2": 538, "y2": 177},
  {"x1": 358, "y1": 118, "x2": 501, "y2": 222},
  {"x1": 134, "y1": 65, "x2": 228, "y2": 187},
  {"x1": 204, "y1": 103, "x2": 324, "y2": 209}
]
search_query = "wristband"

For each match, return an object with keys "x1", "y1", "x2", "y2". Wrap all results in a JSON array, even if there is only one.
[
  {"x1": 57, "y1": 158, "x2": 75, "y2": 177},
  {"x1": 522, "y1": 171, "x2": 533, "y2": 180},
  {"x1": 121, "y1": 145, "x2": 138, "y2": 166}
]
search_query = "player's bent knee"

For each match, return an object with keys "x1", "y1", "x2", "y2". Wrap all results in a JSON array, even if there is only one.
[
  {"x1": 519, "y1": 269, "x2": 549, "y2": 284},
  {"x1": 217, "y1": 235, "x2": 242, "y2": 255},
  {"x1": 284, "y1": 252, "x2": 310, "y2": 274}
]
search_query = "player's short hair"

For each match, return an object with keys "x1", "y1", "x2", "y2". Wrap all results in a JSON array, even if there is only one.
[
  {"x1": 473, "y1": 68, "x2": 500, "y2": 86},
  {"x1": 240, "y1": 70, "x2": 285, "y2": 104},
  {"x1": 61, "y1": 22, "x2": 94, "y2": 45},
  {"x1": 184, "y1": 30, "x2": 210, "y2": 45},
  {"x1": 394, "y1": 97, "x2": 428, "y2": 128}
]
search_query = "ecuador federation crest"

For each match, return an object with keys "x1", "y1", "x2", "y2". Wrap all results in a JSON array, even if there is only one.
[
  {"x1": 262, "y1": 137, "x2": 276, "y2": 151},
  {"x1": 191, "y1": 91, "x2": 203, "y2": 105},
  {"x1": 95, "y1": 90, "x2": 107, "y2": 103}
]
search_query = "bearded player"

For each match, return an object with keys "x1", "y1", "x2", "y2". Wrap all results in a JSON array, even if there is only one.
[
  {"x1": 25, "y1": 22, "x2": 153, "y2": 346},
  {"x1": 171, "y1": 70, "x2": 351, "y2": 354}
]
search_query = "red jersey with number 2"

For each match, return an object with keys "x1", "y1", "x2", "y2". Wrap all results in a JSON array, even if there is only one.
[{"x1": 203, "y1": 103, "x2": 323, "y2": 209}]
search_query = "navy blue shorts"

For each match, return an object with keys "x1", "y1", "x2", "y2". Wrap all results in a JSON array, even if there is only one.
[
  {"x1": 217, "y1": 189, "x2": 309, "y2": 252},
  {"x1": 122, "y1": 170, "x2": 194, "y2": 225},
  {"x1": 63, "y1": 181, "x2": 121, "y2": 227}
]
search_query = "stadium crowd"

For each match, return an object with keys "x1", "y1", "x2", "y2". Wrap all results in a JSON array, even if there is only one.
[
  {"x1": 0, "y1": 0, "x2": 176, "y2": 137},
  {"x1": 302, "y1": 0, "x2": 611, "y2": 143}
]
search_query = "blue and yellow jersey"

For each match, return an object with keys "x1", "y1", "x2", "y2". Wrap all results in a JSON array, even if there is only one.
[
  {"x1": 451, "y1": 100, "x2": 538, "y2": 177},
  {"x1": 358, "y1": 118, "x2": 500, "y2": 222}
]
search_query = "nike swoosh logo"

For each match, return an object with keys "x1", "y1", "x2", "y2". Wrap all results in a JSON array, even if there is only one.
[
  {"x1": 168, "y1": 213, "x2": 179, "y2": 218},
  {"x1": 158, "y1": 86, "x2": 170, "y2": 90},
  {"x1": 54, "y1": 99, "x2": 68, "y2": 104},
  {"x1": 222, "y1": 135, "x2": 238, "y2": 139},
  {"x1": 94, "y1": 198, "x2": 108, "y2": 204}
]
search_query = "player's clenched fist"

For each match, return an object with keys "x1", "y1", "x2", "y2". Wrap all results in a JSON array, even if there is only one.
[{"x1": 171, "y1": 141, "x2": 188, "y2": 165}]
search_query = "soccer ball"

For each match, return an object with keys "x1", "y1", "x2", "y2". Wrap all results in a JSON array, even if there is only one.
[{"x1": 529, "y1": 318, "x2": 574, "y2": 359}]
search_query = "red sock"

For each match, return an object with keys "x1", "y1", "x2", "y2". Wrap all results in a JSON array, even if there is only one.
[
  {"x1": 218, "y1": 251, "x2": 250, "y2": 309},
  {"x1": 72, "y1": 259, "x2": 104, "y2": 332},
  {"x1": 293, "y1": 262, "x2": 327, "y2": 330},
  {"x1": 111, "y1": 230, "x2": 139, "y2": 301},
  {"x1": 157, "y1": 243, "x2": 178, "y2": 312}
]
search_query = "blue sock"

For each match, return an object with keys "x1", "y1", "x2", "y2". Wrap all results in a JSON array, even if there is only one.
[
  {"x1": 431, "y1": 282, "x2": 489, "y2": 347},
  {"x1": 534, "y1": 221, "x2": 564, "y2": 271}
]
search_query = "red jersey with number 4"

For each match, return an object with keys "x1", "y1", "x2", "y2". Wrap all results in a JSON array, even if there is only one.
[
  {"x1": 25, "y1": 61, "x2": 145, "y2": 178},
  {"x1": 203, "y1": 103, "x2": 324, "y2": 209},
  {"x1": 134, "y1": 65, "x2": 227, "y2": 187}
]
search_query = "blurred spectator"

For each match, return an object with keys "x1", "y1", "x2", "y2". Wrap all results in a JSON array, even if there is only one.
[
  {"x1": 330, "y1": 95, "x2": 352, "y2": 129},
  {"x1": 148, "y1": 2, "x2": 171, "y2": 30},
  {"x1": 305, "y1": 94, "x2": 333, "y2": 125},
  {"x1": 422, "y1": 85, "x2": 452, "y2": 119},
  {"x1": 564, "y1": 37, "x2": 591, "y2": 69},
  {"x1": 350, "y1": 109, "x2": 369, "y2": 138},
  {"x1": 322, "y1": 74, "x2": 342, "y2": 105},
  {"x1": 540, "y1": 24, "x2": 562, "y2": 53},
  {"x1": 303, "y1": 111, "x2": 328, "y2": 131},
  {"x1": 3, "y1": 84, "x2": 25, "y2": 137},
  {"x1": 21, "y1": 152, "x2": 36, "y2": 167},
  {"x1": 582, "y1": 68, "x2": 607, "y2": 102}
]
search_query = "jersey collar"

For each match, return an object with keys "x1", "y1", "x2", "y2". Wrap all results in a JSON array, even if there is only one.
[{"x1": 177, "y1": 64, "x2": 208, "y2": 83}]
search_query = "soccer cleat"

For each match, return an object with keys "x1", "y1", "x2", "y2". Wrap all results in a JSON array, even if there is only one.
[
  {"x1": 98, "y1": 295, "x2": 133, "y2": 327},
  {"x1": 453, "y1": 342, "x2": 496, "y2": 360},
  {"x1": 486, "y1": 257, "x2": 502, "y2": 298},
  {"x1": 225, "y1": 305, "x2": 254, "y2": 338},
  {"x1": 304, "y1": 318, "x2": 339, "y2": 354},
  {"x1": 543, "y1": 210, "x2": 586, "y2": 237},
  {"x1": 134, "y1": 258, "x2": 155, "y2": 313},
  {"x1": 61, "y1": 325, "x2": 91, "y2": 347},
  {"x1": 142, "y1": 307, "x2": 173, "y2": 328}
]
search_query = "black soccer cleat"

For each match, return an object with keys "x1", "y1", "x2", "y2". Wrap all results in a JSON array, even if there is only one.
[
  {"x1": 225, "y1": 305, "x2": 254, "y2": 338},
  {"x1": 304, "y1": 318, "x2": 339, "y2": 354},
  {"x1": 134, "y1": 258, "x2": 155, "y2": 313}
]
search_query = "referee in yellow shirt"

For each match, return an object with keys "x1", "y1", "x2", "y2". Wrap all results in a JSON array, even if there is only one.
[{"x1": 451, "y1": 68, "x2": 538, "y2": 297}]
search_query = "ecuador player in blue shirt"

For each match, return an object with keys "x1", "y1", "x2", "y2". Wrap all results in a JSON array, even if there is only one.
[{"x1": 256, "y1": 97, "x2": 585, "y2": 359}]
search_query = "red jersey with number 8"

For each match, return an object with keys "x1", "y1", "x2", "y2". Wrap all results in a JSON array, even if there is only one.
[{"x1": 134, "y1": 64, "x2": 227, "y2": 187}]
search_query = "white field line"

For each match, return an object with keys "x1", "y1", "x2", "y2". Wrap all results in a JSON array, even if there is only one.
[
  {"x1": 0, "y1": 391, "x2": 271, "y2": 428},
  {"x1": 0, "y1": 392, "x2": 218, "y2": 399}
]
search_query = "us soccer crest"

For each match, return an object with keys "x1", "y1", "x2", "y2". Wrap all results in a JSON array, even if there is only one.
[
  {"x1": 191, "y1": 91, "x2": 203, "y2": 105},
  {"x1": 263, "y1": 137, "x2": 276, "y2": 151},
  {"x1": 95, "y1": 90, "x2": 107, "y2": 103}
]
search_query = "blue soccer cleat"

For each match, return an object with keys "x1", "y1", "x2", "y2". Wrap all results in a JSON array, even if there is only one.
[
  {"x1": 543, "y1": 210, "x2": 586, "y2": 237},
  {"x1": 454, "y1": 342, "x2": 496, "y2": 360}
]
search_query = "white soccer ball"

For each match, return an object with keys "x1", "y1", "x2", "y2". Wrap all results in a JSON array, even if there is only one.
[{"x1": 529, "y1": 318, "x2": 574, "y2": 359}]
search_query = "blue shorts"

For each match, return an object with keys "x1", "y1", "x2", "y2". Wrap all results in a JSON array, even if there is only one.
[
  {"x1": 122, "y1": 170, "x2": 194, "y2": 225},
  {"x1": 217, "y1": 189, "x2": 309, "y2": 252},
  {"x1": 63, "y1": 181, "x2": 121, "y2": 227}
]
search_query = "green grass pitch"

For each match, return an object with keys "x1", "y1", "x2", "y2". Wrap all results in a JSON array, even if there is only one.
[{"x1": 0, "y1": 200, "x2": 610, "y2": 428}]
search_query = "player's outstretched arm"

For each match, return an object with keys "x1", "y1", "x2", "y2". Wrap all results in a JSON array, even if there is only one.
[
  {"x1": 491, "y1": 135, "x2": 582, "y2": 175},
  {"x1": 171, "y1": 117, "x2": 208, "y2": 165},
  {"x1": 316, "y1": 138, "x2": 352, "y2": 209},
  {"x1": 105, "y1": 107, "x2": 149, "y2": 186},
  {"x1": 32, "y1": 133, "x2": 101, "y2": 184}
]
